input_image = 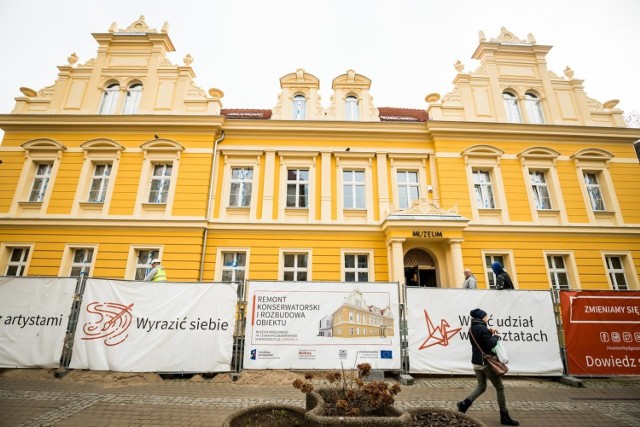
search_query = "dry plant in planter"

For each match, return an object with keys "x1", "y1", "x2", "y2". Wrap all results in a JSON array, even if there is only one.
[{"x1": 293, "y1": 363, "x2": 404, "y2": 418}]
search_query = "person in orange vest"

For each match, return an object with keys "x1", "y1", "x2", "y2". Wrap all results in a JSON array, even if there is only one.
[{"x1": 143, "y1": 258, "x2": 167, "y2": 282}]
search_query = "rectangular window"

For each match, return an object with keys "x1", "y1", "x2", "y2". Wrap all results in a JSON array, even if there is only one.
[
  {"x1": 584, "y1": 172, "x2": 605, "y2": 211},
  {"x1": 88, "y1": 164, "x2": 112, "y2": 203},
  {"x1": 344, "y1": 254, "x2": 369, "y2": 282},
  {"x1": 6, "y1": 247, "x2": 30, "y2": 276},
  {"x1": 29, "y1": 163, "x2": 53, "y2": 202},
  {"x1": 605, "y1": 255, "x2": 628, "y2": 290},
  {"x1": 530, "y1": 171, "x2": 552, "y2": 210},
  {"x1": 343, "y1": 170, "x2": 365, "y2": 209},
  {"x1": 229, "y1": 167, "x2": 253, "y2": 207},
  {"x1": 135, "y1": 249, "x2": 159, "y2": 281},
  {"x1": 547, "y1": 255, "x2": 570, "y2": 290},
  {"x1": 70, "y1": 248, "x2": 94, "y2": 277},
  {"x1": 484, "y1": 254, "x2": 505, "y2": 289},
  {"x1": 221, "y1": 251, "x2": 246, "y2": 283},
  {"x1": 397, "y1": 170, "x2": 419, "y2": 209},
  {"x1": 283, "y1": 253, "x2": 308, "y2": 281},
  {"x1": 148, "y1": 164, "x2": 172, "y2": 204},
  {"x1": 286, "y1": 169, "x2": 309, "y2": 208},
  {"x1": 473, "y1": 170, "x2": 495, "y2": 209}
]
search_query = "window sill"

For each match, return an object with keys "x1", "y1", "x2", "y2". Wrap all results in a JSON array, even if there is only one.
[
  {"x1": 79, "y1": 202, "x2": 104, "y2": 210},
  {"x1": 226, "y1": 206, "x2": 250, "y2": 212},
  {"x1": 18, "y1": 201, "x2": 43, "y2": 209},
  {"x1": 593, "y1": 210, "x2": 616, "y2": 216},
  {"x1": 141, "y1": 203, "x2": 167, "y2": 211}
]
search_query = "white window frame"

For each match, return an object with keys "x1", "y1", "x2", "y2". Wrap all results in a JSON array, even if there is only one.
[
  {"x1": 12, "y1": 139, "x2": 66, "y2": 215},
  {"x1": 462, "y1": 145, "x2": 508, "y2": 224},
  {"x1": 396, "y1": 170, "x2": 420, "y2": 209},
  {"x1": 286, "y1": 168, "x2": 309, "y2": 208},
  {"x1": 99, "y1": 83, "x2": 121, "y2": 115},
  {"x1": 148, "y1": 163, "x2": 173, "y2": 204},
  {"x1": 389, "y1": 155, "x2": 428, "y2": 212},
  {"x1": 87, "y1": 163, "x2": 112, "y2": 203},
  {"x1": 215, "y1": 248, "x2": 250, "y2": 284},
  {"x1": 529, "y1": 170, "x2": 552, "y2": 210},
  {"x1": 343, "y1": 169, "x2": 366, "y2": 209},
  {"x1": 524, "y1": 92, "x2": 545, "y2": 124},
  {"x1": 125, "y1": 246, "x2": 163, "y2": 281},
  {"x1": 1, "y1": 243, "x2": 34, "y2": 276},
  {"x1": 572, "y1": 149, "x2": 622, "y2": 225},
  {"x1": 544, "y1": 252, "x2": 580, "y2": 292},
  {"x1": 341, "y1": 249, "x2": 375, "y2": 282},
  {"x1": 278, "y1": 152, "x2": 317, "y2": 221},
  {"x1": 59, "y1": 244, "x2": 98, "y2": 277},
  {"x1": 603, "y1": 253, "x2": 637, "y2": 290},
  {"x1": 345, "y1": 95, "x2": 359, "y2": 121},
  {"x1": 482, "y1": 251, "x2": 516, "y2": 290},
  {"x1": 279, "y1": 249, "x2": 311, "y2": 281},
  {"x1": 335, "y1": 153, "x2": 375, "y2": 223},
  {"x1": 292, "y1": 94, "x2": 306, "y2": 120},
  {"x1": 135, "y1": 139, "x2": 183, "y2": 216},
  {"x1": 519, "y1": 148, "x2": 566, "y2": 225},
  {"x1": 122, "y1": 83, "x2": 143, "y2": 114},
  {"x1": 502, "y1": 91, "x2": 522, "y2": 123},
  {"x1": 472, "y1": 169, "x2": 495, "y2": 209},
  {"x1": 228, "y1": 167, "x2": 253, "y2": 207},
  {"x1": 29, "y1": 162, "x2": 53, "y2": 202}
]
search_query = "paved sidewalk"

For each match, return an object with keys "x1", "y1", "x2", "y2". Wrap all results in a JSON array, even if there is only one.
[{"x1": 1, "y1": 370, "x2": 639, "y2": 426}]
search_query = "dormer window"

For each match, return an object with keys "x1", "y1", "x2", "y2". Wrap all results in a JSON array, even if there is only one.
[
  {"x1": 122, "y1": 83, "x2": 143, "y2": 114},
  {"x1": 99, "y1": 83, "x2": 120, "y2": 115},
  {"x1": 525, "y1": 92, "x2": 544, "y2": 124},
  {"x1": 345, "y1": 95, "x2": 359, "y2": 121},
  {"x1": 292, "y1": 94, "x2": 306, "y2": 120},
  {"x1": 502, "y1": 91, "x2": 522, "y2": 123}
]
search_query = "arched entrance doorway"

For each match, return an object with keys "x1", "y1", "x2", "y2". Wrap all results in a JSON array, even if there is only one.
[{"x1": 404, "y1": 248, "x2": 438, "y2": 287}]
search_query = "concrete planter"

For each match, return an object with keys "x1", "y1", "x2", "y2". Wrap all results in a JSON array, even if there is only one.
[
  {"x1": 222, "y1": 403, "x2": 306, "y2": 427},
  {"x1": 305, "y1": 390, "x2": 412, "y2": 426},
  {"x1": 407, "y1": 406, "x2": 487, "y2": 427}
]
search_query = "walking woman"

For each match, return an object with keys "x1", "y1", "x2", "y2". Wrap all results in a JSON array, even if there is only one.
[{"x1": 457, "y1": 308, "x2": 519, "y2": 426}]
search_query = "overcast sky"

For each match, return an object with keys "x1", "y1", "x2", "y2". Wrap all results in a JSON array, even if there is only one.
[{"x1": 1, "y1": 0, "x2": 639, "y2": 120}]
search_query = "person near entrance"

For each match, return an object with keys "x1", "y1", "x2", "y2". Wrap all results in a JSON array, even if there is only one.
[
  {"x1": 144, "y1": 258, "x2": 167, "y2": 282},
  {"x1": 457, "y1": 308, "x2": 520, "y2": 426},
  {"x1": 492, "y1": 262, "x2": 514, "y2": 290},
  {"x1": 462, "y1": 268, "x2": 477, "y2": 289}
]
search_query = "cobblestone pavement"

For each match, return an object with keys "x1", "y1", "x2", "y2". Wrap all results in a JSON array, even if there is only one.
[{"x1": 1, "y1": 371, "x2": 639, "y2": 427}]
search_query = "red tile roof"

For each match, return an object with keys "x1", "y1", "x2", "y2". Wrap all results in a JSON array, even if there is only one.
[
  {"x1": 221, "y1": 109, "x2": 272, "y2": 119},
  {"x1": 378, "y1": 107, "x2": 428, "y2": 122}
]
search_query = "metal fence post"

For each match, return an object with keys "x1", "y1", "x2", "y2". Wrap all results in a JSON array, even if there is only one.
[{"x1": 56, "y1": 273, "x2": 87, "y2": 377}]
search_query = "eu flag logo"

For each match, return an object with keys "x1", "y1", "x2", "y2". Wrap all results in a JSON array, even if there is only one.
[{"x1": 380, "y1": 350, "x2": 392, "y2": 359}]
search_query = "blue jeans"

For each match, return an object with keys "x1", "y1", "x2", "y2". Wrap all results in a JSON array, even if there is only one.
[{"x1": 466, "y1": 365, "x2": 507, "y2": 411}]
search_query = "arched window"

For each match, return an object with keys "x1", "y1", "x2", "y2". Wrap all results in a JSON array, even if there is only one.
[
  {"x1": 502, "y1": 91, "x2": 522, "y2": 123},
  {"x1": 345, "y1": 95, "x2": 359, "y2": 121},
  {"x1": 292, "y1": 94, "x2": 306, "y2": 120},
  {"x1": 122, "y1": 83, "x2": 143, "y2": 114},
  {"x1": 98, "y1": 83, "x2": 120, "y2": 115},
  {"x1": 525, "y1": 92, "x2": 544, "y2": 124}
]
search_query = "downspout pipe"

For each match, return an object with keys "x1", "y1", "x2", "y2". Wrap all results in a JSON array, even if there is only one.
[{"x1": 199, "y1": 130, "x2": 225, "y2": 281}]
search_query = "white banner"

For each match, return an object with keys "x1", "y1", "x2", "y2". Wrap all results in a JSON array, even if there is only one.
[
  {"x1": 0, "y1": 277, "x2": 77, "y2": 368},
  {"x1": 406, "y1": 288, "x2": 563, "y2": 376},
  {"x1": 70, "y1": 279, "x2": 237, "y2": 373},
  {"x1": 244, "y1": 281, "x2": 401, "y2": 370}
]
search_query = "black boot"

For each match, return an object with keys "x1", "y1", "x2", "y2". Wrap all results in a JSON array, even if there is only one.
[
  {"x1": 457, "y1": 398, "x2": 472, "y2": 413},
  {"x1": 500, "y1": 410, "x2": 519, "y2": 426}
]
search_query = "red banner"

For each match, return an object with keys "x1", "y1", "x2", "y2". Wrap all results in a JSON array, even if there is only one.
[{"x1": 560, "y1": 290, "x2": 640, "y2": 376}]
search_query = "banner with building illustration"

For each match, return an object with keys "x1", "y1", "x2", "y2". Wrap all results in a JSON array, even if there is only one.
[
  {"x1": 560, "y1": 290, "x2": 640, "y2": 376},
  {"x1": 243, "y1": 281, "x2": 401, "y2": 370},
  {"x1": 69, "y1": 279, "x2": 237, "y2": 372},
  {"x1": 0, "y1": 277, "x2": 77, "y2": 368},
  {"x1": 406, "y1": 288, "x2": 563, "y2": 376}
]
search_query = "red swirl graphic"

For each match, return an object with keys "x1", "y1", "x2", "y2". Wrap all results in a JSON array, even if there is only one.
[{"x1": 81, "y1": 302, "x2": 134, "y2": 346}]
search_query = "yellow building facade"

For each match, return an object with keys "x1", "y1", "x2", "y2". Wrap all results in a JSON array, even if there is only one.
[{"x1": 0, "y1": 19, "x2": 639, "y2": 294}]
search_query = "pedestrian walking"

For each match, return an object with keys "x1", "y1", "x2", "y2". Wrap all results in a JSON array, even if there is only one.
[
  {"x1": 462, "y1": 268, "x2": 477, "y2": 289},
  {"x1": 143, "y1": 258, "x2": 167, "y2": 282},
  {"x1": 492, "y1": 262, "x2": 514, "y2": 289},
  {"x1": 457, "y1": 308, "x2": 519, "y2": 426}
]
